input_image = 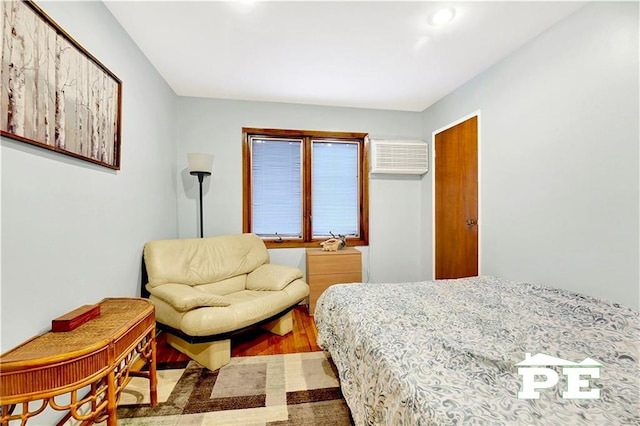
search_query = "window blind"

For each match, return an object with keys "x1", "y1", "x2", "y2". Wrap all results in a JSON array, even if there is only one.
[
  {"x1": 251, "y1": 138, "x2": 302, "y2": 237},
  {"x1": 312, "y1": 141, "x2": 359, "y2": 237}
]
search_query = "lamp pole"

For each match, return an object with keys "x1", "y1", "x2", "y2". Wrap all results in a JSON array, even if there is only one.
[
  {"x1": 187, "y1": 153, "x2": 213, "y2": 238},
  {"x1": 190, "y1": 171, "x2": 211, "y2": 238}
]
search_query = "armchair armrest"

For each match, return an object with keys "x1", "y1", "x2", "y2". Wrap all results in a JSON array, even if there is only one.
[
  {"x1": 246, "y1": 264, "x2": 304, "y2": 291},
  {"x1": 147, "y1": 283, "x2": 230, "y2": 312}
]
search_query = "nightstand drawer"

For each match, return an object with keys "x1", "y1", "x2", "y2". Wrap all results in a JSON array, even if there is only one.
[
  {"x1": 308, "y1": 272, "x2": 362, "y2": 315},
  {"x1": 307, "y1": 254, "x2": 361, "y2": 275},
  {"x1": 309, "y1": 272, "x2": 362, "y2": 292}
]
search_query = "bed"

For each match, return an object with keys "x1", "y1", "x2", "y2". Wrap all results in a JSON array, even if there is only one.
[{"x1": 314, "y1": 276, "x2": 639, "y2": 425}]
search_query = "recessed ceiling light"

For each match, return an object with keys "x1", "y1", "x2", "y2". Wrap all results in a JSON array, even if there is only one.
[{"x1": 430, "y1": 7, "x2": 456, "y2": 26}]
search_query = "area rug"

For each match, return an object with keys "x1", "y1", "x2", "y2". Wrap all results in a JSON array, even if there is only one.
[{"x1": 112, "y1": 352, "x2": 354, "y2": 425}]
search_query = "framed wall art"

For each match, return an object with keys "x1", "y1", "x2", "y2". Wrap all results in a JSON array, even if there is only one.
[{"x1": 1, "y1": 0, "x2": 122, "y2": 170}]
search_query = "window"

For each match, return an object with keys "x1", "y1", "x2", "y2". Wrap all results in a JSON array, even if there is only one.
[{"x1": 243, "y1": 128, "x2": 369, "y2": 248}]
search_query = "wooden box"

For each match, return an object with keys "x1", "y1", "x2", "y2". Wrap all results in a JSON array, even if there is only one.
[
  {"x1": 51, "y1": 304, "x2": 101, "y2": 332},
  {"x1": 306, "y1": 247, "x2": 362, "y2": 315}
]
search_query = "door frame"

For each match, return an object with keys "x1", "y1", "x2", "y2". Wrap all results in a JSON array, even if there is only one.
[{"x1": 431, "y1": 110, "x2": 482, "y2": 280}]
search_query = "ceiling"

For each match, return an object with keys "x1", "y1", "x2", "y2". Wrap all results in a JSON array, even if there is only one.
[{"x1": 104, "y1": 1, "x2": 585, "y2": 112}]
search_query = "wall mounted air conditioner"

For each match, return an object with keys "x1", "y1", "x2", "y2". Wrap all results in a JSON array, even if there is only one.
[{"x1": 370, "y1": 139, "x2": 429, "y2": 175}]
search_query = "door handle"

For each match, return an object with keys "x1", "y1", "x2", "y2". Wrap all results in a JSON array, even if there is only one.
[{"x1": 466, "y1": 219, "x2": 477, "y2": 226}]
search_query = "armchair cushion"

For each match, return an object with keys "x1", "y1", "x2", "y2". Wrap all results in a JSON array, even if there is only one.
[
  {"x1": 149, "y1": 283, "x2": 231, "y2": 312},
  {"x1": 246, "y1": 264, "x2": 304, "y2": 291}
]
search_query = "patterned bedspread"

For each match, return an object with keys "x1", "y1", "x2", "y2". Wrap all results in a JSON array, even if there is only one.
[{"x1": 314, "y1": 276, "x2": 639, "y2": 425}]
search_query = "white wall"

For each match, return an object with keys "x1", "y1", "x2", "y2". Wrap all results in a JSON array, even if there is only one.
[
  {"x1": 176, "y1": 97, "x2": 424, "y2": 282},
  {"x1": 1, "y1": 1, "x2": 178, "y2": 352},
  {"x1": 421, "y1": 2, "x2": 639, "y2": 309}
]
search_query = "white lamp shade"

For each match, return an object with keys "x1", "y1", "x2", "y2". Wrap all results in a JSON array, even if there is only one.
[{"x1": 188, "y1": 153, "x2": 213, "y2": 173}]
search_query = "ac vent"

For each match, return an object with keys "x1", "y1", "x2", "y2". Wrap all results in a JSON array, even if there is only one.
[{"x1": 370, "y1": 139, "x2": 428, "y2": 175}]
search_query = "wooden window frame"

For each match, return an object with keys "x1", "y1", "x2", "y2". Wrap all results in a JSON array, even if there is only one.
[{"x1": 243, "y1": 127, "x2": 369, "y2": 249}]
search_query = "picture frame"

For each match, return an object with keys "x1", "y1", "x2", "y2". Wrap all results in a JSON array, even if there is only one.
[{"x1": 1, "y1": 0, "x2": 122, "y2": 170}]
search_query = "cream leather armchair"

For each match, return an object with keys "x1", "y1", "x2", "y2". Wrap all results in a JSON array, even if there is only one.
[{"x1": 143, "y1": 233, "x2": 309, "y2": 370}]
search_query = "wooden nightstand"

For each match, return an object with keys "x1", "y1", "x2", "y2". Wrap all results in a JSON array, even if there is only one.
[{"x1": 306, "y1": 247, "x2": 362, "y2": 315}]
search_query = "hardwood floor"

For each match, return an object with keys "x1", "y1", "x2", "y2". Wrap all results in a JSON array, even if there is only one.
[{"x1": 155, "y1": 306, "x2": 321, "y2": 365}]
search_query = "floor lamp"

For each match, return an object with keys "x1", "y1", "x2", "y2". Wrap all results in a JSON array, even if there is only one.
[{"x1": 188, "y1": 153, "x2": 213, "y2": 238}]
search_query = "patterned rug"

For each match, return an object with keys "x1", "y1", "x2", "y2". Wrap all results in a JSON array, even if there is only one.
[{"x1": 113, "y1": 352, "x2": 354, "y2": 425}]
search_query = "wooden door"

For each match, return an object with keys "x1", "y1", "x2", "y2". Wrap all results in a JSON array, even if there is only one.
[{"x1": 435, "y1": 115, "x2": 478, "y2": 279}]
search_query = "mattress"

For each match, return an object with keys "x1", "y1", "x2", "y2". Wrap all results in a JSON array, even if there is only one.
[{"x1": 314, "y1": 276, "x2": 639, "y2": 425}]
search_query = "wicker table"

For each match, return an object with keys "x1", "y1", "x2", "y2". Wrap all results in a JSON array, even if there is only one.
[{"x1": 0, "y1": 298, "x2": 157, "y2": 426}]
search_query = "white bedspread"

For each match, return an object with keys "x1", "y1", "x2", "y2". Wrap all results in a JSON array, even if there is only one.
[{"x1": 314, "y1": 276, "x2": 639, "y2": 425}]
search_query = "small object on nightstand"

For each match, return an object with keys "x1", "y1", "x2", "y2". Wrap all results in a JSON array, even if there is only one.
[
  {"x1": 320, "y1": 232, "x2": 347, "y2": 251},
  {"x1": 320, "y1": 238, "x2": 344, "y2": 251},
  {"x1": 51, "y1": 304, "x2": 101, "y2": 332}
]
